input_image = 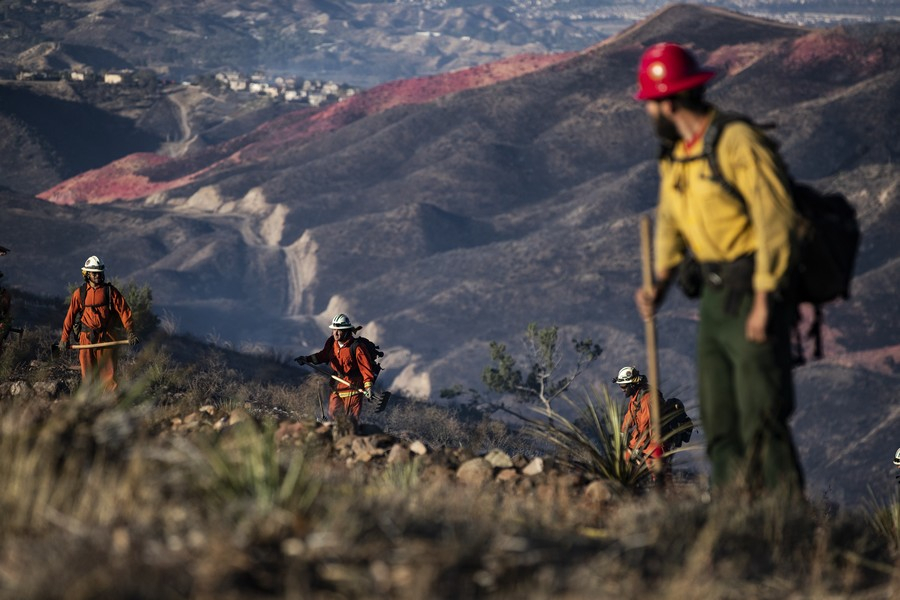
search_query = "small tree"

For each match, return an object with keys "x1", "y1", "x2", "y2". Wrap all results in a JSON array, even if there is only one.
[
  {"x1": 482, "y1": 323, "x2": 602, "y2": 415},
  {"x1": 117, "y1": 280, "x2": 160, "y2": 338}
]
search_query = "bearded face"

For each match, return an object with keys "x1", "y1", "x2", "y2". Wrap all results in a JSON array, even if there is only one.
[{"x1": 653, "y1": 111, "x2": 680, "y2": 147}]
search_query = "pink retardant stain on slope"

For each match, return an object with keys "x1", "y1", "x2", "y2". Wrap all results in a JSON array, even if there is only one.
[
  {"x1": 36, "y1": 153, "x2": 175, "y2": 205},
  {"x1": 785, "y1": 29, "x2": 884, "y2": 73},
  {"x1": 706, "y1": 42, "x2": 775, "y2": 76},
  {"x1": 37, "y1": 52, "x2": 576, "y2": 206}
]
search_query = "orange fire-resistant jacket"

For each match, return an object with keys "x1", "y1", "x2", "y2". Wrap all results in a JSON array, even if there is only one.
[
  {"x1": 61, "y1": 283, "x2": 134, "y2": 346},
  {"x1": 620, "y1": 385, "x2": 665, "y2": 460},
  {"x1": 309, "y1": 336, "x2": 376, "y2": 396}
]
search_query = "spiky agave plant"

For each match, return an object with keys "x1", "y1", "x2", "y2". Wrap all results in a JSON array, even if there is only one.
[
  {"x1": 193, "y1": 420, "x2": 320, "y2": 514},
  {"x1": 865, "y1": 485, "x2": 900, "y2": 550},
  {"x1": 518, "y1": 387, "x2": 698, "y2": 490},
  {"x1": 517, "y1": 387, "x2": 651, "y2": 490},
  {"x1": 379, "y1": 459, "x2": 423, "y2": 493}
]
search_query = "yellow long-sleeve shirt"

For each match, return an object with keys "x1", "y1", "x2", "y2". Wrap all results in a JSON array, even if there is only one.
[{"x1": 654, "y1": 114, "x2": 796, "y2": 292}]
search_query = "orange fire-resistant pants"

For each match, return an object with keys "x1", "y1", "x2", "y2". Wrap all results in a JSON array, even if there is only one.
[
  {"x1": 78, "y1": 335, "x2": 120, "y2": 392},
  {"x1": 329, "y1": 390, "x2": 363, "y2": 424}
]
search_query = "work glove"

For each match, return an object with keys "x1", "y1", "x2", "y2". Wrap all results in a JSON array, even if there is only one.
[
  {"x1": 59, "y1": 339, "x2": 69, "y2": 351},
  {"x1": 373, "y1": 391, "x2": 390, "y2": 413},
  {"x1": 127, "y1": 331, "x2": 139, "y2": 346},
  {"x1": 294, "y1": 355, "x2": 308, "y2": 365},
  {"x1": 363, "y1": 388, "x2": 373, "y2": 400}
]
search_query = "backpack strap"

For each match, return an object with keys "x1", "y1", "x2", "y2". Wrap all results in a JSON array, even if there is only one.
[
  {"x1": 660, "y1": 111, "x2": 773, "y2": 199},
  {"x1": 692, "y1": 113, "x2": 825, "y2": 364},
  {"x1": 703, "y1": 112, "x2": 749, "y2": 201},
  {"x1": 75, "y1": 283, "x2": 88, "y2": 327},
  {"x1": 78, "y1": 282, "x2": 114, "y2": 329}
]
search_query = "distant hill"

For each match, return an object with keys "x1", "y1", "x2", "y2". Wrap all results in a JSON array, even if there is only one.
[
  {"x1": 4, "y1": 4, "x2": 900, "y2": 505},
  {"x1": 0, "y1": 0, "x2": 620, "y2": 85},
  {"x1": 0, "y1": 82, "x2": 165, "y2": 194},
  {"x1": 0, "y1": 1, "x2": 893, "y2": 85}
]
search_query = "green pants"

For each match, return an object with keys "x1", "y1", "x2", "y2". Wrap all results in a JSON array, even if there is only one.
[{"x1": 697, "y1": 286, "x2": 804, "y2": 495}]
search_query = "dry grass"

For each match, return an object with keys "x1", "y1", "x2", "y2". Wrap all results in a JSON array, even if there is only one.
[{"x1": 0, "y1": 340, "x2": 897, "y2": 599}]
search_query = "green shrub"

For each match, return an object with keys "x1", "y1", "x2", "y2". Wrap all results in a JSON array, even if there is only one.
[
  {"x1": 866, "y1": 486, "x2": 900, "y2": 550},
  {"x1": 380, "y1": 459, "x2": 423, "y2": 493},
  {"x1": 116, "y1": 280, "x2": 160, "y2": 338},
  {"x1": 193, "y1": 421, "x2": 320, "y2": 514},
  {"x1": 482, "y1": 322, "x2": 602, "y2": 415}
]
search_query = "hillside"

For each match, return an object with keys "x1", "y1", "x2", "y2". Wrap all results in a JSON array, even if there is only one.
[
  {"x1": 0, "y1": 290, "x2": 896, "y2": 599},
  {"x1": 3, "y1": 4, "x2": 900, "y2": 507},
  {"x1": 1, "y1": 1, "x2": 893, "y2": 87},
  {"x1": 0, "y1": 0, "x2": 622, "y2": 85},
  {"x1": 0, "y1": 78, "x2": 308, "y2": 195}
]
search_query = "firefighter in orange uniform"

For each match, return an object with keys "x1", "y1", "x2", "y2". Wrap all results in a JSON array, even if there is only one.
[
  {"x1": 59, "y1": 256, "x2": 139, "y2": 391},
  {"x1": 295, "y1": 313, "x2": 376, "y2": 430},
  {"x1": 615, "y1": 366, "x2": 666, "y2": 469}
]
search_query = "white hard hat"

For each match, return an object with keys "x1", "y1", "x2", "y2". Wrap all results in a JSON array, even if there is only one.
[
  {"x1": 613, "y1": 366, "x2": 642, "y2": 388},
  {"x1": 328, "y1": 313, "x2": 354, "y2": 330},
  {"x1": 82, "y1": 255, "x2": 105, "y2": 273}
]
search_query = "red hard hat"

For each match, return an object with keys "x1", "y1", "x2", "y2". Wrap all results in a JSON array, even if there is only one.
[{"x1": 634, "y1": 43, "x2": 715, "y2": 101}]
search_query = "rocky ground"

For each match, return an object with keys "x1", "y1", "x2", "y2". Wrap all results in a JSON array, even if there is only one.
[{"x1": 0, "y1": 300, "x2": 897, "y2": 598}]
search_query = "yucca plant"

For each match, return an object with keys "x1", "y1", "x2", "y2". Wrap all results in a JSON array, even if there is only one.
[
  {"x1": 379, "y1": 459, "x2": 423, "y2": 493},
  {"x1": 518, "y1": 386, "x2": 699, "y2": 491},
  {"x1": 865, "y1": 485, "x2": 900, "y2": 550},
  {"x1": 193, "y1": 420, "x2": 320, "y2": 514},
  {"x1": 517, "y1": 387, "x2": 650, "y2": 490}
]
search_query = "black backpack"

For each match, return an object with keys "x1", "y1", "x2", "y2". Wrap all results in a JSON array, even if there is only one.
[
  {"x1": 351, "y1": 336, "x2": 384, "y2": 381},
  {"x1": 675, "y1": 112, "x2": 861, "y2": 360},
  {"x1": 661, "y1": 397, "x2": 693, "y2": 450}
]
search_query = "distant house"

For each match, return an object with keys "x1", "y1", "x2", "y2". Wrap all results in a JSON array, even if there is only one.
[
  {"x1": 104, "y1": 70, "x2": 133, "y2": 85},
  {"x1": 307, "y1": 93, "x2": 326, "y2": 107}
]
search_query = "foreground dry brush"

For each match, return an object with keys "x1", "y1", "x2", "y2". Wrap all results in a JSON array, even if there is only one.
[{"x1": 0, "y1": 332, "x2": 897, "y2": 599}]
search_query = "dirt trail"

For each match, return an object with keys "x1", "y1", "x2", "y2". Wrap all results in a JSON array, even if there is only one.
[{"x1": 161, "y1": 86, "x2": 223, "y2": 157}]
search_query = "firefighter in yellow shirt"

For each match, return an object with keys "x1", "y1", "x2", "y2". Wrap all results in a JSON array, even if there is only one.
[{"x1": 633, "y1": 43, "x2": 804, "y2": 498}]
